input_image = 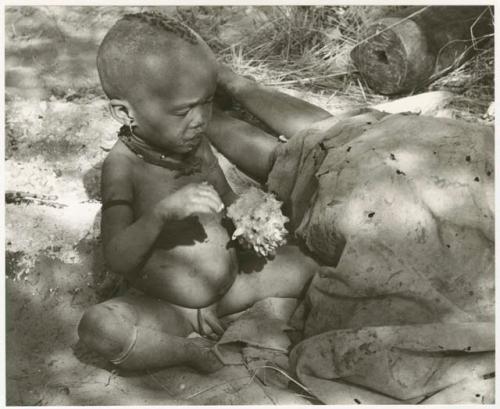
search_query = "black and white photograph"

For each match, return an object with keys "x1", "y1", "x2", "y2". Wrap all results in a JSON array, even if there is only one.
[{"x1": 4, "y1": 3, "x2": 495, "y2": 405}]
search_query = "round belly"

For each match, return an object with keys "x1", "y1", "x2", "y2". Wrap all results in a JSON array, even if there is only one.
[{"x1": 131, "y1": 214, "x2": 238, "y2": 308}]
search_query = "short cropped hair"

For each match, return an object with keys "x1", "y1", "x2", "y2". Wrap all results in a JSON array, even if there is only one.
[
  {"x1": 97, "y1": 12, "x2": 202, "y2": 99},
  {"x1": 120, "y1": 12, "x2": 198, "y2": 44}
]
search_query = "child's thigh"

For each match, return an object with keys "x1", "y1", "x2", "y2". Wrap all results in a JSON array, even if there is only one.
[
  {"x1": 99, "y1": 293, "x2": 197, "y2": 337},
  {"x1": 217, "y1": 244, "x2": 319, "y2": 316}
]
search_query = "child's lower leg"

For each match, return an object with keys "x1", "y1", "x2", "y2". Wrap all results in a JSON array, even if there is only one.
[
  {"x1": 78, "y1": 299, "x2": 223, "y2": 373},
  {"x1": 217, "y1": 64, "x2": 332, "y2": 138},
  {"x1": 109, "y1": 325, "x2": 222, "y2": 372}
]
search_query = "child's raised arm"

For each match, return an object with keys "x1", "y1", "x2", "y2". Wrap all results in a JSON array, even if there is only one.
[
  {"x1": 217, "y1": 64, "x2": 332, "y2": 139},
  {"x1": 207, "y1": 108, "x2": 278, "y2": 183}
]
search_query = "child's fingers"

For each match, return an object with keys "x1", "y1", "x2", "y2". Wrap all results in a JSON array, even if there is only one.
[
  {"x1": 196, "y1": 190, "x2": 224, "y2": 212},
  {"x1": 197, "y1": 186, "x2": 221, "y2": 200},
  {"x1": 195, "y1": 192, "x2": 222, "y2": 210},
  {"x1": 198, "y1": 194, "x2": 224, "y2": 213},
  {"x1": 199, "y1": 181, "x2": 219, "y2": 194},
  {"x1": 198, "y1": 183, "x2": 221, "y2": 199},
  {"x1": 190, "y1": 201, "x2": 221, "y2": 215}
]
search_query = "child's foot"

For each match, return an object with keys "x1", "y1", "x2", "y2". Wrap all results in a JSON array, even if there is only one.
[{"x1": 186, "y1": 337, "x2": 224, "y2": 373}]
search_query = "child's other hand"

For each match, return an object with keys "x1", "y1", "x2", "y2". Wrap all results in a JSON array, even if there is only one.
[{"x1": 154, "y1": 182, "x2": 224, "y2": 222}]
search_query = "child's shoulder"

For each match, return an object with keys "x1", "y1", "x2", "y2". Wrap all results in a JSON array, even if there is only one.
[
  {"x1": 101, "y1": 141, "x2": 136, "y2": 197},
  {"x1": 103, "y1": 140, "x2": 136, "y2": 171}
]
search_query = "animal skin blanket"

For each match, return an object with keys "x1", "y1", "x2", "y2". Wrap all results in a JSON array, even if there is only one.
[{"x1": 267, "y1": 112, "x2": 494, "y2": 404}]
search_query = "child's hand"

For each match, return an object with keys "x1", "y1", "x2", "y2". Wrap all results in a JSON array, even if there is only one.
[{"x1": 154, "y1": 182, "x2": 224, "y2": 222}]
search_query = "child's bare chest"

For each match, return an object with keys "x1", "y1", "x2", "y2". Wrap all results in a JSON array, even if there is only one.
[{"x1": 131, "y1": 161, "x2": 208, "y2": 216}]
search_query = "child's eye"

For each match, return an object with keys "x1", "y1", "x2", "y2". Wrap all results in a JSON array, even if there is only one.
[
  {"x1": 172, "y1": 98, "x2": 212, "y2": 116},
  {"x1": 173, "y1": 109, "x2": 190, "y2": 117}
]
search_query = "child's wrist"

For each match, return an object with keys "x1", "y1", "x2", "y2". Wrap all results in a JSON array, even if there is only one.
[
  {"x1": 150, "y1": 205, "x2": 168, "y2": 225},
  {"x1": 217, "y1": 64, "x2": 249, "y2": 95}
]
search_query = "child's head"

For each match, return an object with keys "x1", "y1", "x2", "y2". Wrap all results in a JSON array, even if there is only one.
[{"x1": 97, "y1": 12, "x2": 217, "y2": 154}]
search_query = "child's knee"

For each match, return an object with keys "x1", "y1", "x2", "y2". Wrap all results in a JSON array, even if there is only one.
[{"x1": 78, "y1": 301, "x2": 138, "y2": 360}]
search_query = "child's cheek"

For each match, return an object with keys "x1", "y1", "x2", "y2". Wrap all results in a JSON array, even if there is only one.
[
  {"x1": 174, "y1": 115, "x2": 192, "y2": 137},
  {"x1": 205, "y1": 104, "x2": 213, "y2": 123}
]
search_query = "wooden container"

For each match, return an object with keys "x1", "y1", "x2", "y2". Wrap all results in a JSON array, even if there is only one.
[{"x1": 350, "y1": 6, "x2": 493, "y2": 95}]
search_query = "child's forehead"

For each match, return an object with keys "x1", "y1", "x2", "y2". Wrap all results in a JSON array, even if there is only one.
[{"x1": 138, "y1": 51, "x2": 217, "y2": 102}]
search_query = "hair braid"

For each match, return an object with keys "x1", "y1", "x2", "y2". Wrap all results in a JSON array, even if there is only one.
[{"x1": 121, "y1": 12, "x2": 198, "y2": 44}]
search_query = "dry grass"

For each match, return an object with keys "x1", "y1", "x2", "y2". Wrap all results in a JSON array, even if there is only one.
[
  {"x1": 177, "y1": 6, "x2": 395, "y2": 105},
  {"x1": 6, "y1": 5, "x2": 493, "y2": 118},
  {"x1": 175, "y1": 5, "x2": 493, "y2": 121},
  {"x1": 430, "y1": 40, "x2": 494, "y2": 123}
]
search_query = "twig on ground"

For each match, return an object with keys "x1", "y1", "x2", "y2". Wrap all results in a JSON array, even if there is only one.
[
  {"x1": 252, "y1": 364, "x2": 313, "y2": 395},
  {"x1": 265, "y1": 71, "x2": 350, "y2": 86},
  {"x1": 357, "y1": 78, "x2": 367, "y2": 103},
  {"x1": 430, "y1": 33, "x2": 494, "y2": 83},
  {"x1": 470, "y1": 7, "x2": 490, "y2": 50},
  {"x1": 6, "y1": 190, "x2": 67, "y2": 208},
  {"x1": 146, "y1": 370, "x2": 175, "y2": 396}
]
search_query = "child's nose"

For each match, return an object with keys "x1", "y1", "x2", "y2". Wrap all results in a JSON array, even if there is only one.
[{"x1": 189, "y1": 104, "x2": 210, "y2": 129}]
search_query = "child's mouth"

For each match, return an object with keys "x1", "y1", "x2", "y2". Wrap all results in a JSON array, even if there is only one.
[{"x1": 185, "y1": 132, "x2": 204, "y2": 144}]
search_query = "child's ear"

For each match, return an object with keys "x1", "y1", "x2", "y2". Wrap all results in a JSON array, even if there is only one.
[{"x1": 109, "y1": 99, "x2": 136, "y2": 125}]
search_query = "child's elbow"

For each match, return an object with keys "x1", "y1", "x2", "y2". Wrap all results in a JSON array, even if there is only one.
[
  {"x1": 103, "y1": 256, "x2": 126, "y2": 277},
  {"x1": 103, "y1": 246, "x2": 134, "y2": 277}
]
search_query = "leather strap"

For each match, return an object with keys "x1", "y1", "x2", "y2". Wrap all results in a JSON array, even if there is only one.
[
  {"x1": 102, "y1": 199, "x2": 133, "y2": 211},
  {"x1": 117, "y1": 125, "x2": 202, "y2": 176}
]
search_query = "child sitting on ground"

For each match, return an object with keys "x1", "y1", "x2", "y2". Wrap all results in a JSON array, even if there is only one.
[{"x1": 78, "y1": 12, "x2": 331, "y2": 373}]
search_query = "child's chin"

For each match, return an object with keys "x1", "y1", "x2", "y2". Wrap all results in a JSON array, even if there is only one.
[
  {"x1": 177, "y1": 144, "x2": 197, "y2": 154},
  {"x1": 181, "y1": 140, "x2": 202, "y2": 152},
  {"x1": 168, "y1": 142, "x2": 195, "y2": 154}
]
